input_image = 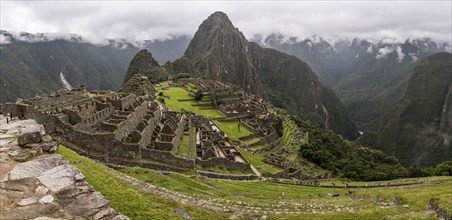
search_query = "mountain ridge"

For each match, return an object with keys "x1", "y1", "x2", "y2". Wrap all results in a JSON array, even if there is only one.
[
  {"x1": 183, "y1": 11, "x2": 358, "y2": 139},
  {"x1": 360, "y1": 52, "x2": 452, "y2": 166}
]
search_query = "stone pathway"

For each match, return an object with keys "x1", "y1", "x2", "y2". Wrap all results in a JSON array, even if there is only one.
[{"x1": 0, "y1": 117, "x2": 128, "y2": 220}]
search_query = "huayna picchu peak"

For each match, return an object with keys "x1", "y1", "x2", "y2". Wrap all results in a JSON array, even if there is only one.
[{"x1": 184, "y1": 11, "x2": 358, "y2": 139}]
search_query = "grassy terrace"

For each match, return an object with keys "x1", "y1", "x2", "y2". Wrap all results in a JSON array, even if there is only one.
[
  {"x1": 58, "y1": 144, "x2": 452, "y2": 219},
  {"x1": 177, "y1": 126, "x2": 196, "y2": 159},
  {"x1": 156, "y1": 86, "x2": 222, "y2": 118},
  {"x1": 56, "y1": 146, "x2": 229, "y2": 220},
  {"x1": 212, "y1": 120, "x2": 253, "y2": 141}
]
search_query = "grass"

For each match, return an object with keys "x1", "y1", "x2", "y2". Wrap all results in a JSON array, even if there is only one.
[
  {"x1": 242, "y1": 137, "x2": 261, "y2": 145},
  {"x1": 195, "y1": 164, "x2": 255, "y2": 175},
  {"x1": 187, "y1": 126, "x2": 197, "y2": 159},
  {"x1": 56, "y1": 145, "x2": 452, "y2": 219},
  {"x1": 204, "y1": 178, "x2": 348, "y2": 199},
  {"x1": 117, "y1": 166, "x2": 229, "y2": 197},
  {"x1": 237, "y1": 147, "x2": 284, "y2": 174},
  {"x1": 176, "y1": 134, "x2": 189, "y2": 158},
  {"x1": 157, "y1": 87, "x2": 222, "y2": 118},
  {"x1": 56, "y1": 145, "x2": 230, "y2": 220},
  {"x1": 213, "y1": 120, "x2": 253, "y2": 141},
  {"x1": 177, "y1": 127, "x2": 196, "y2": 159}
]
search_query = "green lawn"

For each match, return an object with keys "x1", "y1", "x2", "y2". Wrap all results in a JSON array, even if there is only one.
[
  {"x1": 237, "y1": 147, "x2": 284, "y2": 174},
  {"x1": 177, "y1": 134, "x2": 189, "y2": 158},
  {"x1": 187, "y1": 126, "x2": 197, "y2": 159},
  {"x1": 157, "y1": 87, "x2": 222, "y2": 118},
  {"x1": 213, "y1": 120, "x2": 253, "y2": 141},
  {"x1": 117, "y1": 166, "x2": 229, "y2": 198},
  {"x1": 56, "y1": 145, "x2": 229, "y2": 220},
  {"x1": 242, "y1": 137, "x2": 261, "y2": 145},
  {"x1": 204, "y1": 178, "x2": 347, "y2": 199}
]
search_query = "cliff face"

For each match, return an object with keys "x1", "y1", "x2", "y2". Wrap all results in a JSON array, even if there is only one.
[
  {"x1": 184, "y1": 12, "x2": 261, "y2": 95},
  {"x1": 184, "y1": 12, "x2": 358, "y2": 139},
  {"x1": 374, "y1": 52, "x2": 452, "y2": 166}
]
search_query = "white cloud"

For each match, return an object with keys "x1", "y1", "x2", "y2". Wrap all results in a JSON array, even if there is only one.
[
  {"x1": 0, "y1": 1, "x2": 451, "y2": 44},
  {"x1": 408, "y1": 52, "x2": 418, "y2": 62},
  {"x1": 396, "y1": 46, "x2": 405, "y2": 63},
  {"x1": 0, "y1": 34, "x2": 11, "y2": 44},
  {"x1": 376, "y1": 46, "x2": 395, "y2": 59}
]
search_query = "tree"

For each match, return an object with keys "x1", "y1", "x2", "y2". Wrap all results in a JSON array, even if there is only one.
[
  {"x1": 194, "y1": 90, "x2": 204, "y2": 101},
  {"x1": 434, "y1": 161, "x2": 452, "y2": 176}
]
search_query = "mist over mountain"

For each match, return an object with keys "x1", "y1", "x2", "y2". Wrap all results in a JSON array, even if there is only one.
[{"x1": 254, "y1": 33, "x2": 451, "y2": 131}]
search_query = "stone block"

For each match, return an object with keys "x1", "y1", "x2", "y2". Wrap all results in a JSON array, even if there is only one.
[{"x1": 18, "y1": 132, "x2": 42, "y2": 146}]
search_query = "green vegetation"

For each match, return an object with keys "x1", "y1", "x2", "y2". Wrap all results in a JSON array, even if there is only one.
[
  {"x1": 56, "y1": 145, "x2": 229, "y2": 220},
  {"x1": 123, "y1": 49, "x2": 170, "y2": 84},
  {"x1": 212, "y1": 120, "x2": 252, "y2": 141},
  {"x1": 0, "y1": 39, "x2": 138, "y2": 102},
  {"x1": 364, "y1": 52, "x2": 452, "y2": 167},
  {"x1": 194, "y1": 89, "x2": 203, "y2": 101},
  {"x1": 176, "y1": 134, "x2": 189, "y2": 158},
  {"x1": 237, "y1": 147, "x2": 283, "y2": 174},
  {"x1": 156, "y1": 86, "x2": 222, "y2": 118},
  {"x1": 120, "y1": 75, "x2": 155, "y2": 95},
  {"x1": 57, "y1": 144, "x2": 452, "y2": 219},
  {"x1": 435, "y1": 161, "x2": 452, "y2": 176},
  {"x1": 293, "y1": 116, "x2": 408, "y2": 181}
]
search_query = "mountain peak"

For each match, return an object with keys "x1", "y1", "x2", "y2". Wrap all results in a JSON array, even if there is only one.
[
  {"x1": 197, "y1": 11, "x2": 236, "y2": 34},
  {"x1": 122, "y1": 49, "x2": 159, "y2": 84}
]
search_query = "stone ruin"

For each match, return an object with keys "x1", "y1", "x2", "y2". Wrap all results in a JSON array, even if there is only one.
[
  {"x1": 0, "y1": 88, "x2": 193, "y2": 172},
  {"x1": 0, "y1": 86, "x2": 253, "y2": 177},
  {"x1": 173, "y1": 78, "x2": 315, "y2": 179},
  {"x1": 189, "y1": 114, "x2": 251, "y2": 171}
]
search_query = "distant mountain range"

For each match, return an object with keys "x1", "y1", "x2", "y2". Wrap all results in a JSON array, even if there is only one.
[
  {"x1": 360, "y1": 52, "x2": 452, "y2": 166},
  {"x1": 0, "y1": 30, "x2": 190, "y2": 103},
  {"x1": 254, "y1": 34, "x2": 450, "y2": 131}
]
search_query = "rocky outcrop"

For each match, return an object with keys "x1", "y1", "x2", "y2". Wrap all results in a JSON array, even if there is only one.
[
  {"x1": 123, "y1": 49, "x2": 160, "y2": 84},
  {"x1": 184, "y1": 11, "x2": 358, "y2": 139},
  {"x1": 0, "y1": 117, "x2": 128, "y2": 220}
]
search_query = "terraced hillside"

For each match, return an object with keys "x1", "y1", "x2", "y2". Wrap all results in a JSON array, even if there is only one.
[{"x1": 58, "y1": 145, "x2": 452, "y2": 219}]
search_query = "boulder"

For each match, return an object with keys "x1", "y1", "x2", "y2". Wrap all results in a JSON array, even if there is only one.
[
  {"x1": 93, "y1": 207, "x2": 117, "y2": 220},
  {"x1": 41, "y1": 141, "x2": 59, "y2": 153},
  {"x1": 41, "y1": 135, "x2": 52, "y2": 143},
  {"x1": 64, "y1": 192, "x2": 109, "y2": 216},
  {"x1": 8, "y1": 155, "x2": 68, "y2": 180},
  {"x1": 0, "y1": 177, "x2": 36, "y2": 191},
  {"x1": 37, "y1": 164, "x2": 78, "y2": 192},
  {"x1": 18, "y1": 132, "x2": 42, "y2": 146}
]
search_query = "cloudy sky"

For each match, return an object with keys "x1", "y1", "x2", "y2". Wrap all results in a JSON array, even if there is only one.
[{"x1": 1, "y1": 1, "x2": 451, "y2": 44}]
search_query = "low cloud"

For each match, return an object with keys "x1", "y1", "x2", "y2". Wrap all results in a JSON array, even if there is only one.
[
  {"x1": 376, "y1": 46, "x2": 395, "y2": 59},
  {"x1": 1, "y1": 1, "x2": 451, "y2": 44}
]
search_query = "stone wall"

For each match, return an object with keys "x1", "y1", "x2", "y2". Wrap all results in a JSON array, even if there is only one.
[
  {"x1": 114, "y1": 101, "x2": 148, "y2": 141},
  {"x1": 196, "y1": 157, "x2": 251, "y2": 171},
  {"x1": 196, "y1": 171, "x2": 256, "y2": 180},
  {"x1": 141, "y1": 148, "x2": 194, "y2": 169},
  {"x1": 109, "y1": 94, "x2": 136, "y2": 110},
  {"x1": 79, "y1": 106, "x2": 114, "y2": 127}
]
